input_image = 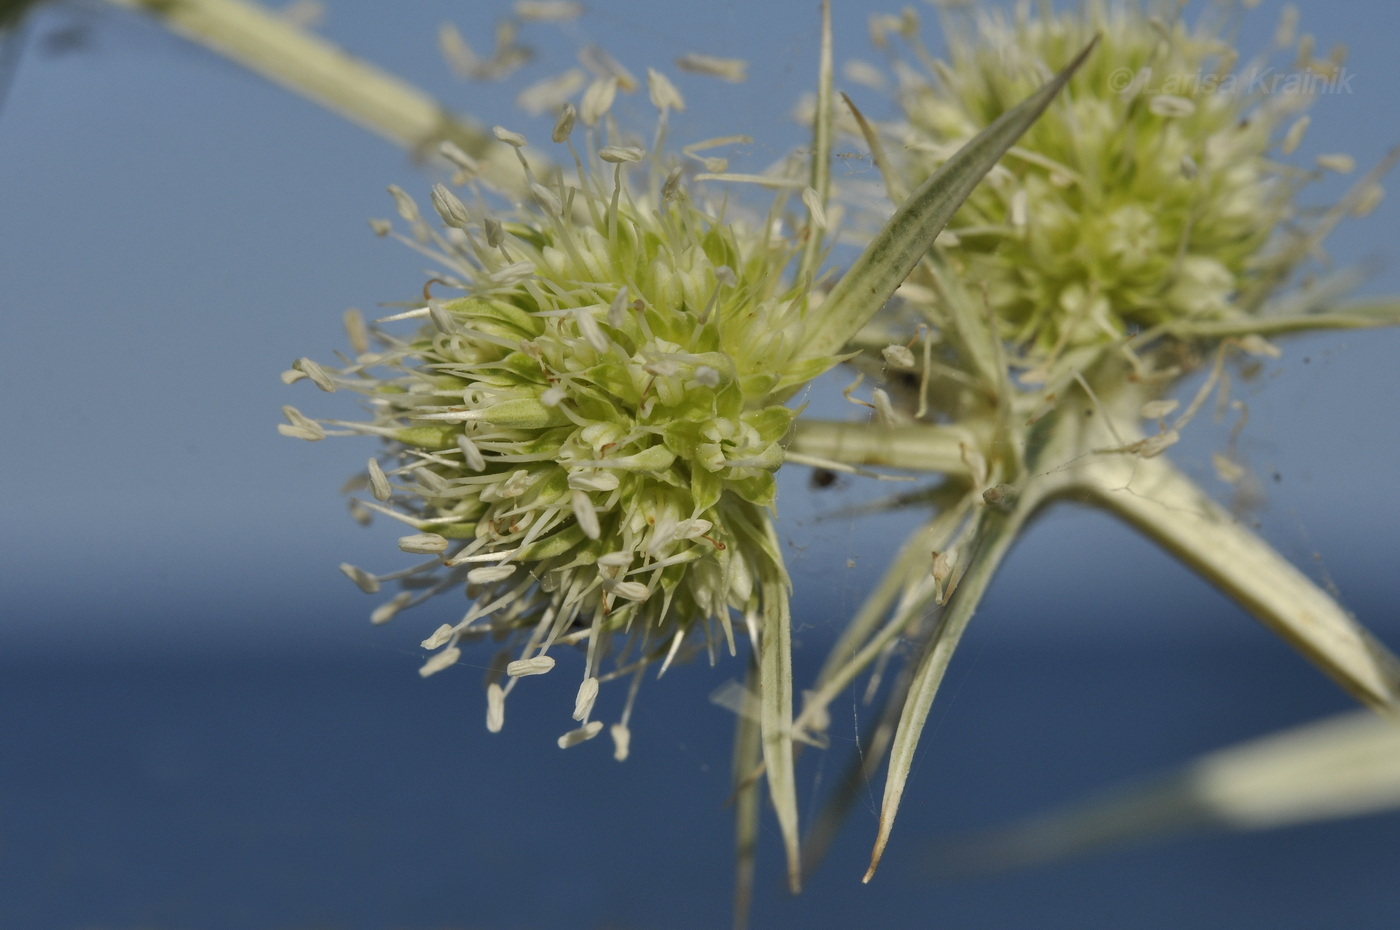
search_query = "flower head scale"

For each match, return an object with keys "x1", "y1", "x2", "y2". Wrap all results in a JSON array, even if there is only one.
[
  {"x1": 284, "y1": 85, "x2": 833, "y2": 751},
  {"x1": 888, "y1": 0, "x2": 1332, "y2": 360}
]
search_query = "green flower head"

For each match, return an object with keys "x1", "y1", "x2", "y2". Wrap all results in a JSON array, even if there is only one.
[
  {"x1": 283, "y1": 78, "x2": 829, "y2": 754},
  {"x1": 889, "y1": 0, "x2": 1338, "y2": 357}
]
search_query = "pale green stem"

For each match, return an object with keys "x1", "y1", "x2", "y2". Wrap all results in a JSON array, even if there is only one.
[
  {"x1": 730, "y1": 661, "x2": 762, "y2": 930},
  {"x1": 1328, "y1": 298, "x2": 1400, "y2": 322},
  {"x1": 1165, "y1": 305, "x2": 1400, "y2": 339},
  {"x1": 787, "y1": 420, "x2": 978, "y2": 476},
  {"x1": 1073, "y1": 453, "x2": 1400, "y2": 717},
  {"x1": 102, "y1": 0, "x2": 524, "y2": 189}
]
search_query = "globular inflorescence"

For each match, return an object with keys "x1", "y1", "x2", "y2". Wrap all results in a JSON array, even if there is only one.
[
  {"x1": 282, "y1": 80, "x2": 829, "y2": 755},
  {"x1": 884, "y1": 0, "x2": 1347, "y2": 360}
]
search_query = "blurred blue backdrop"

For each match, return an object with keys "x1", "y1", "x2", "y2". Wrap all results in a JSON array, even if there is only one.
[{"x1": 1, "y1": 1, "x2": 1398, "y2": 927}]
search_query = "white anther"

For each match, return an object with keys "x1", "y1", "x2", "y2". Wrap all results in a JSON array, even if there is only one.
[
  {"x1": 278, "y1": 405, "x2": 325, "y2": 441},
  {"x1": 603, "y1": 578, "x2": 650, "y2": 601},
  {"x1": 367, "y1": 458, "x2": 391, "y2": 501},
  {"x1": 507, "y1": 655, "x2": 557, "y2": 677},
  {"x1": 572, "y1": 489, "x2": 601, "y2": 540},
  {"x1": 882, "y1": 344, "x2": 916, "y2": 368},
  {"x1": 647, "y1": 67, "x2": 685, "y2": 112},
  {"x1": 457, "y1": 434, "x2": 486, "y2": 471},
  {"x1": 573, "y1": 677, "x2": 600, "y2": 721},
  {"x1": 551, "y1": 100, "x2": 578, "y2": 141},
  {"x1": 692, "y1": 366, "x2": 720, "y2": 388},
  {"x1": 370, "y1": 592, "x2": 412, "y2": 625},
  {"x1": 675, "y1": 53, "x2": 747, "y2": 82},
  {"x1": 574, "y1": 307, "x2": 609, "y2": 352},
  {"x1": 430, "y1": 183, "x2": 471, "y2": 228},
  {"x1": 1148, "y1": 94, "x2": 1195, "y2": 118},
  {"x1": 468, "y1": 564, "x2": 518, "y2": 584},
  {"x1": 398, "y1": 533, "x2": 449, "y2": 554},
  {"x1": 339, "y1": 563, "x2": 380, "y2": 594},
  {"x1": 1282, "y1": 116, "x2": 1310, "y2": 155},
  {"x1": 557, "y1": 721, "x2": 604, "y2": 748},
  {"x1": 292, "y1": 357, "x2": 335, "y2": 392},
  {"x1": 421, "y1": 624, "x2": 455, "y2": 649},
  {"x1": 568, "y1": 470, "x2": 621, "y2": 492},
  {"x1": 801, "y1": 186, "x2": 827, "y2": 229},
  {"x1": 418, "y1": 646, "x2": 461, "y2": 678},
  {"x1": 493, "y1": 126, "x2": 527, "y2": 147},
  {"x1": 486, "y1": 683, "x2": 506, "y2": 732},
  {"x1": 1139, "y1": 399, "x2": 1180, "y2": 420},
  {"x1": 610, "y1": 723, "x2": 631, "y2": 761},
  {"x1": 600, "y1": 145, "x2": 646, "y2": 164}
]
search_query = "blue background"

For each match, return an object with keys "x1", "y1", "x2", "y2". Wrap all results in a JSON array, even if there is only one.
[{"x1": 2, "y1": 1, "x2": 1398, "y2": 927}]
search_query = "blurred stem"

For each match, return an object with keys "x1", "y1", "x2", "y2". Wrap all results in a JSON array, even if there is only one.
[
  {"x1": 933, "y1": 708, "x2": 1400, "y2": 876},
  {"x1": 102, "y1": 0, "x2": 524, "y2": 188}
]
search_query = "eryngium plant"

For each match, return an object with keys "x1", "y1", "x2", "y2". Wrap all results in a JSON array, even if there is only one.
[
  {"x1": 280, "y1": 3, "x2": 1090, "y2": 893},
  {"x1": 782, "y1": 0, "x2": 1400, "y2": 883}
]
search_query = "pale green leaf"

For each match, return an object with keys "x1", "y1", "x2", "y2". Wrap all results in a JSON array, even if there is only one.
[
  {"x1": 798, "y1": 492, "x2": 977, "y2": 741},
  {"x1": 1078, "y1": 453, "x2": 1400, "y2": 715},
  {"x1": 793, "y1": 38, "x2": 1098, "y2": 373},
  {"x1": 865, "y1": 499, "x2": 1038, "y2": 881},
  {"x1": 758, "y1": 580, "x2": 801, "y2": 892},
  {"x1": 800, "y1": 664, "x2": 909, "y2": 883}
]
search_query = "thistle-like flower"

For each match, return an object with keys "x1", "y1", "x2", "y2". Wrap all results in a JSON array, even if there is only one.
[
  {"x1": 282, "y1": 81, "x2": 834, "y2": 755},
  {"x1": 112, "y1": 0, "x2": 1397, "y2": 912},
  {"x1": 892, "y1": 0, "x2": 1316, "y2": 356},
  {"x1": 784, "y1": 0, "x2": 1400, "y2": 886},
  {"x1": 281, "y1": 5, "x2": 1093, "y2": 894}
]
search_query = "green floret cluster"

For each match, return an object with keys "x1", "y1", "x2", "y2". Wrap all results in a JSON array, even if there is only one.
[
  {"x1": 284, "y1": 122, "x2": 828, "y2": 748},
  {"x1": 894, "y1": 0, "x2": 1307, "y2": 354}
]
